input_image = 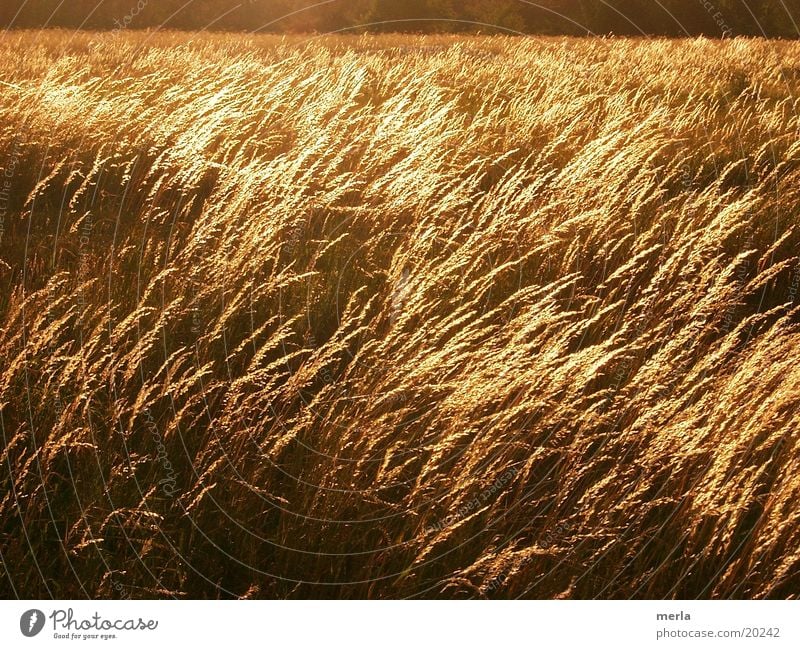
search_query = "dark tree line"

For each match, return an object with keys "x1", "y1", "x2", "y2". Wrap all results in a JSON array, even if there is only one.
[{"x1": 1, "y1": 0, "x2": 798, "y2": 37}]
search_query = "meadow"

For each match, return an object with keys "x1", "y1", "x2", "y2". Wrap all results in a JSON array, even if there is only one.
[{"x1": 1, "y1": 30, "x2": 800, "y2": 598}]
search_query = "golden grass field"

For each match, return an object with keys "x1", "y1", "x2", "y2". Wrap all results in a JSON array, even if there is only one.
[{"x1": 1, "y1": 30, "x2": 800, "y2": 599}]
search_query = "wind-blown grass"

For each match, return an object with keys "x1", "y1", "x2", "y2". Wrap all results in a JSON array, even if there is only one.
[{"x1": 1, "y1": 31, "x2": 800, "y2": 598}]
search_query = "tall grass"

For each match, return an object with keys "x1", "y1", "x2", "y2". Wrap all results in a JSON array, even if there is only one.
[{"x1": 1, "y1": 31, "x2": 800, "y2": 598}]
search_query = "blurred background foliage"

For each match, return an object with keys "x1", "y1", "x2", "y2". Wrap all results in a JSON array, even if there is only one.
[{"x1": 1, "y1": 0, "x2": 798, "y2": 37}]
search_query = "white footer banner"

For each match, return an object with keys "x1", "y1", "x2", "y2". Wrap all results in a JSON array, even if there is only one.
[{"x1": 1, "y1": 601, "x2": 797, "y2": 648}]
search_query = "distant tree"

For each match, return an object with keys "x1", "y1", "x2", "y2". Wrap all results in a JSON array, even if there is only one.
[{"x1": 462, "y1": 0, "x2": 529, "y2": 33}]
